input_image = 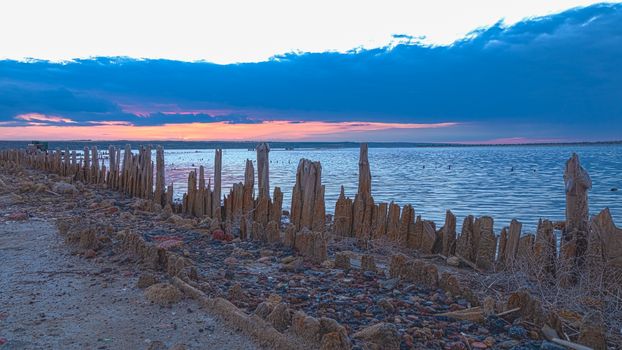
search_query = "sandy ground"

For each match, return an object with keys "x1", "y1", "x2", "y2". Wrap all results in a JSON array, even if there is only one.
[{"x1": 0, "y1": 218, "x2": 257, "y2": 350}]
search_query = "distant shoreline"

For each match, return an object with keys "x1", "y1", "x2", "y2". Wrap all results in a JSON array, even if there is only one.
[{"x1": 0, "y1": 140, "x2": 620, "y2": 150}]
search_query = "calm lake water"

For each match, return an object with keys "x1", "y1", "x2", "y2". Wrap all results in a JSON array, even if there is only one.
[{"x1": 158, "y1": 145, "x2": 622, "y2": 232}]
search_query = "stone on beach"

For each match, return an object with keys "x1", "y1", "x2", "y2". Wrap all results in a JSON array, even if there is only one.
[{"x1": 145, "y1": 283, "x2": 182, "y2": 306}]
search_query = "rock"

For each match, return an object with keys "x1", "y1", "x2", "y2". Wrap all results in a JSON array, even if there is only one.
[
  {"x1": 292, "y1": 311, "x2": 321, "y2": 342},
  {"x1": 446, "y1": 256, "x2": 460, "y2": 267},
  {"x1": 578, "y1": 311, "x2": 607, "y2": 350},
  {"x1": 507, "y1": 325, "x2": 527, "y2": 339},
  {"x1": 212, "y1": 229, "x2": 226, "y2": 241},
  {"x1": 254, "y1": 302, "x2": 274, "y2": 319},
  {"x1": 320, "y1": 331, "x2": 351, "y2": 350},
  {"x1": 145, "y1": 283, "x2": 182, "y2": 306},
  {"x1": 266, "y1": 303, "x2": 291, "y2": 332},
  {"x1": 482, "y1": 296, "x2": 495, "y2": 316},
  {"x1": 378, "y1": 298, "x2": 395, "y2": 313},
  {"x1": 281, "y1": 255, "x2": 296, "y2": 264},
  {"x1": 321, "y1": 260, "x2": 335, "y2": 269},
  {"x1": 380, "y1": 278, "x2": 399, "y2": 290},
  {"x1": 496, "y1": 340, "x2": 519, "y2": 349},
  {"x1": 224, "y1": 257, "x2": 238, "y2": 265},
  {"x1": 389, "y1": 253, "x2": 407, "y2": 278},
  {"x1": 334, "y1": 252, "x2": 351, "y2": 270},
  {"x1": 52, "y1": 181, "x2": 78, "y2": 195},
  {"x1": 439, "y1": 273, "x2": 462, "y2": 296},
  {"x1": 293, "y1": 228, "x2": 328, "y2": 264},
  {"x1": 157, "y1": 239, "x2": 183, "y2": 250},
  {"x1": 147, "y1": 340, "x2": 167, "y2": 350},
  {"x1": 228, "y1": 283, "x2": 244, "y2": 301},
  {"x1": 7, "y1": 212, "x2": 28, "y2": 221},
  {"x1": 257, "y1": 256, "x2": 272, "y2": 264},
  {"x1": 281, "y1": 257, "x2": 304, "y2": 272},
  {"x1": 137, "y1": 274, "x2": 158, "y2": 288},
  {"x1": 267, "y1": 293, "x2": 282, "y2": 304},
  {"x1": 83, "y1": 249, "x2": 96, "y2": 259},
  {"x1": 361, "y1": 254, "x2": 376, "y2": 272},
  {"x1": 353, "y1": 322, "x2": 399, "y2": 350},
  {"x1": 506, "y1": 289, "x2": 544, "y2": 325}
]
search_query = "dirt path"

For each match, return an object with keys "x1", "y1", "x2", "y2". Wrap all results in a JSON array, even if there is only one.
[{"x1": 0, "y1": 219, "x2": 257, "y2": 350}]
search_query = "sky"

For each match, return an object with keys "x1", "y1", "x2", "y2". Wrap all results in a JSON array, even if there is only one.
[{"x1": 0, "y1": 1, "x2": 621, "y2": 142}]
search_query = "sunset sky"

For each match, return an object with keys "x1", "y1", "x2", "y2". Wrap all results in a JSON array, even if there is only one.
[{"x1": 1, "y1": 1, "x2": 621, "y2": 143}]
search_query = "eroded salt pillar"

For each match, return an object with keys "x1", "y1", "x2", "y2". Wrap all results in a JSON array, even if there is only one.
[
  {"x1": 91, "y1": 146, "x2": 99, "y2": 183},
  {"x1": 562, "y1": 153, "x2": 592, "y2": 265},
  {"x1": 564, "y1": 153, "x2": 592, "y2": 234},
  {"x1": 352, "y1": 143, "x2": 374, "y2": 240},
  {"x1": 195, "y1": 165, "x2": 206, "y2": 216},
  {"x1": 243, "y1": 159, "x2": 255, "y2": 215},
  {"x1": 386, "y1": 202, "x2": 401, "y2": 241},
  {"x1": 504, "y1": 219, "x2": 522, "y2": 267},
  {"x1": 184, "y1": 170, "x2": 197, "y2": 215},
  {"x1": 534, "y1": 219, "x2": 556, "y2": 276},
  {"x1": 398, "y1": 204, "x2": 414, "y2": 244},
  {"x1": 475, "y1": 216, "x2": 496, "y2": 271},
  {"x1": 589, "y1": 208, "x2": 622, "y2": 267},
  {"x1": 333, "y1": 186, "x2": 353, "y2": 236},
  {"x1": 256, "y1": 143, "x2": 270, "y2": 198},
  {"x1": 83, "y1": 146, "x2": 90, "y2": 182},
  {"x1": 212, "y1": 149, "x2": 222, "y2": 220},
  {"x1": 291, "y1": 159, "x2": 324, "y2": 232},
  {"x1": 154, "y1": 146, "x2": 166, "y2": 206},
  {"x1": 358, "y1": 143, "x2": 371, "y2": 196},
  {"x1": 497, "y1": 227, "x2": 508, "y2": 268},
  {"x1": 455, "y1": 215, "x2": 474, "y2": 260},
  {"x1": 442, "y1": 210, "x2": 457, "y2": 257},
  {"x1": 269, "y1": 187, "x2": 283, "y2": 224},
  {"x1": 371, "y1": 202, "x2": 388, "y2": 239}
]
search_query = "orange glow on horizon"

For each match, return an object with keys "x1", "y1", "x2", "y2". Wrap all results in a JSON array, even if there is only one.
[{"x1": 0, "y1": 120, "x2": 457, "y2": 141}]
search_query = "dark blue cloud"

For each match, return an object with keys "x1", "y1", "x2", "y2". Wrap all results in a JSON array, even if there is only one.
[{"x1": 0, "y1": 2, "x2": 621, "y2": 141}]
